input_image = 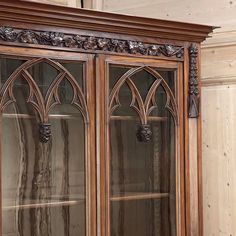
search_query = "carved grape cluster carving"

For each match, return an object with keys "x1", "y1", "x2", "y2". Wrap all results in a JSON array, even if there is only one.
[
  {"x1": 188, "y1": 44, "x2": 199, "y2": 118},
  {"x1": 0, "y1": 26, "x2": 184, "y2": 58}
]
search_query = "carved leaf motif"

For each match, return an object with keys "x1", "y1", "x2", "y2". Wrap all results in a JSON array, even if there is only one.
[
  {"x1": 109, "y1": 66, "x2": 178, "y2": 126},
  {"x1": 159, "y1": 45, "x2": 184, "y2": 58},
  {"x1": 0, "y1": 27, "x2": 17, "y2": 41},
  {"x1": 0, "y1": 25, "x2": 184, "y2": 58},
  {"x1": 73, "y1": 35, "x2": 86, "y2": 48},
  {"x1": 64, "y1": 37, "x2": 77, "y2": 48},
  {"x1": 128, "y1": 41, "x2": 140, "y2": 54},
  {"x1": 110, "y1": 39, "x2": 128, "y2": 53},
  {"x1": 97, "y1": 38, "x2": 110, "y2": 50},
  {"x1": 147, "y1": 45, "x2": 160, "y2": 56},
  {"x1": 18, "y1": 30, "x2": 39, "y2": 44},
  {"x1": 83, "y1": 37, "x2": 97, "y2": 50}
]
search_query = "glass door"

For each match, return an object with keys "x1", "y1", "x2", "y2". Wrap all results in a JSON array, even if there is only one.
[
  {"x1": 98, "y1": 56, "x2": 184, "y2": 236},
  {"x1": 0, "y1": 51, "x2": 96, "y2": 236}
]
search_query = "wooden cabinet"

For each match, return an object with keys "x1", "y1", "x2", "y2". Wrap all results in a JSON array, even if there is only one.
[{"x1": 0, "y1": 1, "x2": 213, "y2": 236}]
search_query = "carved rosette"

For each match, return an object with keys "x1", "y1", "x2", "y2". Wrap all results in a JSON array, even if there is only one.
[
  {"x1": 0, "y1": 26, "x2": 184, "y2": 59},
  {"x1": 188, "y1": 44, "x2": 199, "y2": 118},
  {"x1": 136, "y1": 124, "x2": 152, "y2": 142},
  {"x1": 39, "y1": 123, "x2": 51, "y2": 143}
]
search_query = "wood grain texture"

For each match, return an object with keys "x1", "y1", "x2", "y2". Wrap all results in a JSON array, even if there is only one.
[{"x1": 0, "y1": 0, "x2": 214, "y2": 43}]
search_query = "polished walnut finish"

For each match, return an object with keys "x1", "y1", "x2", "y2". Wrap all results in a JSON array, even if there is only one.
[{"x1": 0, "y1": 1, "x2": 214, "y2": 236}]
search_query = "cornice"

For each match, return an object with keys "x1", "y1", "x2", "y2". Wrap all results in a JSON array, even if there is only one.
[{"x1": 0, "y1": 0, "x2": 214, "y2": 43}]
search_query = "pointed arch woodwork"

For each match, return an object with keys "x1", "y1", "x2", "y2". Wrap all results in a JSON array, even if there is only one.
[
  {"x1": 109, "y1": 66, "x2": 178, "y2": 125},
  {"x1": 0, "y1": 57, "x2": 89, "y2": 142}
]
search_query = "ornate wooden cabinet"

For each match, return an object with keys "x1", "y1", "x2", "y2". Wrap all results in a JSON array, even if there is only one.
[{"x1": 0, "y1": 1, "x2": 213, "y2": 236}]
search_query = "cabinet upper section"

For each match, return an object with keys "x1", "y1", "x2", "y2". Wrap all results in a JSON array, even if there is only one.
[{"x1": 0, "y1": 0, "x2": 214, "y2": 48}]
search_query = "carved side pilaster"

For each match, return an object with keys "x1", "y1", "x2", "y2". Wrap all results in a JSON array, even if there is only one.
[{"x1": 188, "y1": 44, "x2": 199, "y2": 118}]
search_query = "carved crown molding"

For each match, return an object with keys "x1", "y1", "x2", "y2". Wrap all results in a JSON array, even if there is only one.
[
  {"x1": 188, "y1": 43, "x2": 199, "y2": 118},
  {"x1": 0, "y1": 26, "x2": 184, "y2": 58}
]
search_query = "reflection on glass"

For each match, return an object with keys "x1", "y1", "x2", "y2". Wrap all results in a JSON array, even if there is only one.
[
  {"x1": 1, "y1": 58, "x2": 86, "y2": 236},
  {"x1": 109, "y1": 65, "x2": 176, "y2": 236},
  {"x1": 0, "y1": 58, "x2": 26, "y2": 85}
]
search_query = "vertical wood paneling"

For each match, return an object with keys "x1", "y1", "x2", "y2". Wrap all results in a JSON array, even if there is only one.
[{"x1": 202, "y1": 85, "x2": 236, "y2": 236}]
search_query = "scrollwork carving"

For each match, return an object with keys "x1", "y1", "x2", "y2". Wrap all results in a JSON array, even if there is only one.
[
  {"x1": 188, "y1": 43, "x2": 199, "y2": 118},
  {"x1": 0, "y1": 26, "x2": 184, "y2": 59},
  {"x1": 159, "y1": 44, "x2": 184, "y2": 58},
  {"x1": 18, "y1": 30, "x2": 39, "y2": 44}
]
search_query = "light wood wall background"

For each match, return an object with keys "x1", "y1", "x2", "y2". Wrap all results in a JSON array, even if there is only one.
[{"x1": 22, "y1": 0, "x2": 236, "y2": 235}]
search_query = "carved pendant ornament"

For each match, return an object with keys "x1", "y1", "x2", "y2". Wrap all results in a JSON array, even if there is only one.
[
  {"x1": 39, "y1": 123, "x2": 51, "y2": 143},
  {"x1": 0, "y1": 58, "x2": 89, "y2": 143},
  {"x1": 188, "y1": 44, "x2": 199, "y2": 118},
  {"x1": 136, "y1": 124, "x2": 152, "y2": 142},
  {"x1": 109, "y1": 66, "x2": 178, "y2": 142},
  {"x1": 0, "y1": 26, "x2": 184, "y2": 58}
]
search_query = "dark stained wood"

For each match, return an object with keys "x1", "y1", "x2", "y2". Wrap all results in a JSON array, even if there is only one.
[
  {"x1": 0, "y1": 0, "x2": 214, "y2": 43},
  {"x1": 0, "y1": 26, "x2": 184, "y2": 59}
]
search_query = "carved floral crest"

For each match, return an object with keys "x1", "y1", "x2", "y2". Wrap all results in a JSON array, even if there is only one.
[{"x1": 0, "y1": 26, "x2": 184, "y2": 58}]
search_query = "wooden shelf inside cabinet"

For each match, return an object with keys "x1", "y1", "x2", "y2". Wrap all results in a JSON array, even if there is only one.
[
  {"x1": 2, "y1": 113, "x2": 81, "y2": 120},
  {"x1": 110, "y1": 116, "x2": 168, "y2": 122},
  {"x1": 3, "y1": 199, "x2": 85, "y2": 211},
  {"x1": 110, "y1": 192, "x2": 169, "y2": 202}
]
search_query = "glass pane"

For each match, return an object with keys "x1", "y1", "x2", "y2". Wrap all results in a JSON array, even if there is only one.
[
  {"x1": 1, "y1": 59, "x2": 86, "y2": 236},
  {"x1": 0, "y1": 58, "x2": 26, "y2": 86},
  {"x1": 60, "y1": 62, "x2": 83, "y2": 90},
  {"x1": 109, "y1": 65, "x2": 176, "y2": 236},
  {"x1": 130, "y1": 70, "x2": 156, "y2": 100}
]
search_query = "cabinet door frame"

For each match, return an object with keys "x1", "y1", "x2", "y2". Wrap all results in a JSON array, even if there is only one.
[
  {"x1": 0, "y1": 46, "x2": 97, "y2": 236},
  {"x1": 96, "y1": 54, "x2": 185, "y2": 236}
]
